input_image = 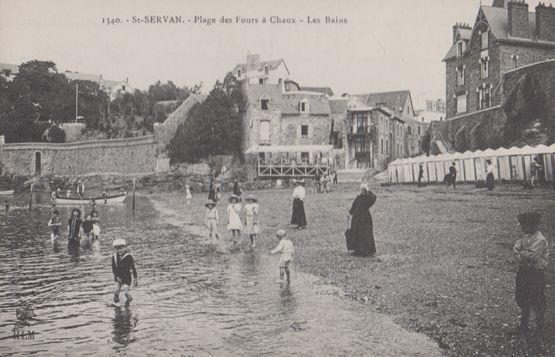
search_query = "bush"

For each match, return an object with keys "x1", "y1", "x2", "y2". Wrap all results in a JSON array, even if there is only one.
[{"x1": 48, "y1": 125, "x2": 66, "y2": 143}]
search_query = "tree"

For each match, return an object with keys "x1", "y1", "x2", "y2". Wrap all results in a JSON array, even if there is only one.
[
  {"x1": 169, "y1": 73, "x2": 243, "y2": 163},
  {"x1": 47, "y1": 125, "x2": 66, "y2": 143}
]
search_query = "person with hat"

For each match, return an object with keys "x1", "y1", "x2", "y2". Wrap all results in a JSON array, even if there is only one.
[
  {"x1": 226, "y1": 195, "x2": 243, "y2": 244},
  {"x1": 290, "y1": 179, "x2": 307, "y2": 229},
  {"x1": 244, "y1": 194, "x2": 260, "y2": 247},
  {"x1": 204, "y1": 200, "x2": 219, "y2": 244},
  {"x1": 346, "y1": 182, "x2": 377, "y2": 256},
  {"x1": 485, "y1": 159, "x2": 495, "y2": 191},
  {"x1": 512, "y1": 212, "x2": 549, "y2": 335},
  {"x1": 48, "y1": 209, "x2": 62, "y2": 243},
  {"x1": 111, "y1": 239, "x2": 138, "y2": 306},
  {"x1": 67, "y1": 208, "x2": 82, "y2": 252},
  {"x1": 270, "y1": 229, "x2": 295, "y2": 282}
]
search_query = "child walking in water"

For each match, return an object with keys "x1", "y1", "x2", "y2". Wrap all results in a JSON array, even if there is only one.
[
  {"x1": 185, "y1": 184, "x2": 192, "y2": 209},
  {"x1": 227, "y1": 195, "x2": 242, "y2": 244},
  {"x1": 244, "y1": 194, "x2": 260, "y2": 247},
  {"x1": 48, "y1": 210, "x2": 62, "y2": 243},
  {"x1": 67, "y1": 208, "x2": 82, "y2": 251},
  {"x1": 270, "y1": 229, "x2": 295, "y2": 282},
  {"x1": 205, "y1": 200, "x2": 219, "y2": 244},
  {"x1": 111, "y1": 239, "x2": 138, "y2": 306}
]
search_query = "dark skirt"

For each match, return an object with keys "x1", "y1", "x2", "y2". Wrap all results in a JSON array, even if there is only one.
[
  {"x1": 515, "y1": 267, "x2": 546, "y2": 309},
  {"x1": 486, "y1": 173, "x2": 495, "y2": 190},
  {"x1": 291, "y1": 198, "x2": 307, "y2": 227},
  {"x1": 350, "y1": 213, "x2": 376, "y2": 256}
]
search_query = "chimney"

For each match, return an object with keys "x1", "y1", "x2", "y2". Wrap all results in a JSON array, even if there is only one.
[
  {"x1": 508, "y1": 0, "x2": 530, "y2": 38},
  {"x1": 246, "y1": 53, "x2": 260, "y2": 72},
  {"x1": 492, "y1": 0, "x2": 509, "y2": 7},
  {"x1": 536, "y1": 3, "x2": 555, "y2": 42},
  {"x1": 452, "y1": 22, "x2": 472, "y2": 43}
]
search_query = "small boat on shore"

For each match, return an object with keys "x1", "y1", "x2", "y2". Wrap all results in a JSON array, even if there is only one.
[
  {"x1": 55, "y1": 192, "x2": 127, "y2": 206},
  {"x1": 0, "y1": 190, "x2": 14, "y2": 196}
]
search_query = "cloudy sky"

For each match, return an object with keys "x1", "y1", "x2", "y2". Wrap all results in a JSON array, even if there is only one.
[{"x1": 0, "y1": 0, "x2": 549, "y2": 108}]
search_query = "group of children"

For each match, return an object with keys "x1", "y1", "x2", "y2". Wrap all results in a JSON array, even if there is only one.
[{"x1": 48, "y1": 208, "x2": 101, "y2": 249}]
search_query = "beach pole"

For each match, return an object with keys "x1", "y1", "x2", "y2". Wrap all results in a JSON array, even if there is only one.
[
  {"x1": 28, "y1": 183, "x2": 34, "y2": 210},
  {"x1": 132, "y1": 178, "x2": 136, "y2": 211}
]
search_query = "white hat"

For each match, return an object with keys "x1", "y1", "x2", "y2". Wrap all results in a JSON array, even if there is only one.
[
  {"x1": 360, "y1": 182, "x2": 369, "y2": 191},
  {"x1": 112, "y1": 239, "x2": 127, "y2": 247}
]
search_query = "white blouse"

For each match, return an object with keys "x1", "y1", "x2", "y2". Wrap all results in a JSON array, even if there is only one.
[{"x1": 292, "y1": 186, "x2": 306, "y2": 201}]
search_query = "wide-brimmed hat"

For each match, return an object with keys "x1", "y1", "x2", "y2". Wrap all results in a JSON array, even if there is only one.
[
  {"x1": 112, "y1": 239, "x2": 126, "y2": 247},
  {"x1": 276, "y1": 229, "x2": 287, "y2": 238},
  {"x1": 205, "y1": 200, "x2": 217, "y2": 208},
  {"x1": 228, "y1": 195, "x2": 240, "y2": 203},
  {"x1": 245, "y1": 194, "x2": 257, "y2": 202},
  {"x1": 518, "y1": 212, "x2": 541, "y2": 227}
]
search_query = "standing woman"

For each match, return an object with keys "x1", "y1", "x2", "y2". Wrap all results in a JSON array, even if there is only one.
[
  {"x1": 244, "y1": 194, "x2": 260, "y2": 247},
  {"x1": 226, "y1": 195, "x2": 243, "y2": 244},
  {"x1": 290, "y1": 179, "x2": 307, "y2": 229},
  {"x1": 347, "y1": 183, "x2": 377, "y2": 257},
  {"x1": 485, "y1": 159, "x2": 495, "y2": 191}
]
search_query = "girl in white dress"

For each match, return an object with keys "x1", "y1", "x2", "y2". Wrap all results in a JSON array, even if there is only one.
[
  {"x1": 244, "y1": 194, "x2": 260, "y2": 247},
  {"x1": 226, "y1": 195, "x2": 242, "y2": 244},
  {"x1": 185, "y1": 184, "x2": 192, "y2": 208}
]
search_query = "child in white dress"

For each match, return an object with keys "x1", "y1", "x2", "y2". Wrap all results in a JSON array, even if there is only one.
[
  {"x1": 226, "y1": 195, "x2": 242, "y2": 244},
  {"x1": 244, "y1": 194, "x2": 260, "y2": 247},
  {"x1": 185, "y1": 184, "x2": 192, "y2": 208}
]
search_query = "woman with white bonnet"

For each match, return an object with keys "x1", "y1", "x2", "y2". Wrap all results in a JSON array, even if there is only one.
[{"x1": 346, "y1": 182, "x2": 377, "y2": 256}]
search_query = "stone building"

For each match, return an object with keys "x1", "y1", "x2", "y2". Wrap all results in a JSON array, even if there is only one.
[
  {"x1": 0, "y1": 63, "x2": 18, "y2": 81},
  {"x1": 415, "y1": 99, "x2": 447, "y2": 123},
  {"x1": 241, "y1": 79, "x2": 337, "y2": 177},
  {"x1": 444, "y1": 0, "x2": 555, "y2": 119},
  {"x1": 343, "y1": 90, "x2": 428, "y2": 169},
  {"x1": 231, "y1": 54, "x2": 290, "y2": 85},
  {"x1": 64, "y1": 71, "x2": 133, "y2": 99}
]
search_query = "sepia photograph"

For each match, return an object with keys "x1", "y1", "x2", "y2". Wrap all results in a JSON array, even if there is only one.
[{"x1": 0, "y1": 0, "x2": 554, "y2": 355}]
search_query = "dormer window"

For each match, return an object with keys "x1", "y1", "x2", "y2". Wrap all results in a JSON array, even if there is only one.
[
  {"x1": 511, "y1": 54, "x2": 519, "y2": 69},
  {"x1": 480, "y1": 54, "x2": 489, "y2": 79},
  {"x1": 456, "y1": 65, "x2": 465, "y2": 86},
  {"x1": 456, "y1": 40, "x2": 465, "y2": 57},
  {"x1": 264, "y1": 65, "x2": 269, "y2": 75},
  {"x1": 300, "y1": 98, "x2": 309, "y2": 113}
]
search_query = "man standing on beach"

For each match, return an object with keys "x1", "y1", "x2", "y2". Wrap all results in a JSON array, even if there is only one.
[
  {"x1": 418, "y1": 164, "x2": 424, "y2": 187},
  {"x1": 448, "y1": 162, "x2": 457, "y2": 189}
]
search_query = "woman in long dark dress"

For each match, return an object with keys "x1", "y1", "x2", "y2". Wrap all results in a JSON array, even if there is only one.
[
  {"x1": 347, "y1": 183, "x2": 377, "y2": 256},
  {"x1": 290, "y1": 180, "x2": 307, "y2": 229}
]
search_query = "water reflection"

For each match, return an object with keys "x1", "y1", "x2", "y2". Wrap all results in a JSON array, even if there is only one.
[{"x1": 112, "y1": 307, "x2": 136, "y2": 350}]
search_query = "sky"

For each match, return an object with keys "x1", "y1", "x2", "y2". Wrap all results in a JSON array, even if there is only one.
[{"x1": 0, "y1": 0, "x2": 550, "y2": 109}]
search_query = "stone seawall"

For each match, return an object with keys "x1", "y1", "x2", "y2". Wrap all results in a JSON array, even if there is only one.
[{"x1": 0, "y1": 135, "x2": 159, "y2": 176}]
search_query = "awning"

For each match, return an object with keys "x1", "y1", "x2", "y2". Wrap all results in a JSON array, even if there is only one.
[{"x1": 245, "y1": 145, "x2": 334, "y2": 154}]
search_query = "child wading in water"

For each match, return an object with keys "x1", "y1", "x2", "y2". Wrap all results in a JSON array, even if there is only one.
[
  {"x1": 205, "y1": 200, "x2": 219, "y2": 244},
  {"x1": 82, "y1": 214, "x2": 94, "y2": 247},
  {"x1": 270, "y1": 229, "x2": 295, "y2": 282},
  {"x1": 185, "y1": 184, "x2": 192, "y2": 209},
  {"x1": 512, "y1": 212, "x2": 549, "y2": 336},
  {"x1": 226, "y1": 195, "x2": 242, "y2": 244},
  {"x1": 67, "y1": 208, "x2": 82, "y2": 251},
  {"x1": 48, "y1": 210, "x2": 62, "y2": 243},
  {"x1": 91, "y1": 210, "x2": 101, "y2": 241},
  {"x1": 111, "y1": 239, "x2": 138, "y2": 306},
  {"x1": 244, "y1": 194, "x2": 260, "y2": 247}
]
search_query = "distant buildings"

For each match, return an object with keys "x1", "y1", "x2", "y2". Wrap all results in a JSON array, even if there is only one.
[
  {"x1": 64, "y1": 71, "x2": 132, "y2": 99},
  {"x1": 415, "y1": 99, "x2": 446, "y2": 123},
  {"x1": 343, "y1": 91, "x2": 428, "y2": 169},
  {"x1": 232, "y1": 54, "x2": 290, "y2": 84},
  {"x1": 0, "y1": 63, "x2": 18, "y2": 81},
  {"x1": 444, "y1": 0, "x2": 555, "y2": 119}
]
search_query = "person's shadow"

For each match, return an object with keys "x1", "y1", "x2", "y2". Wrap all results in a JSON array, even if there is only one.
[{"x1": 111, "y1": 306, "x2": 137, "y2": 351}]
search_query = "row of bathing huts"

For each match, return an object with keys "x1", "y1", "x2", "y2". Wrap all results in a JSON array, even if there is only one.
[{"x1": 387, "y1": 144, "x2": 555, "y2": 184}]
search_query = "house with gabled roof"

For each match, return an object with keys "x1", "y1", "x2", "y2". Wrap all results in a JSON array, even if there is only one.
[
  {"x1": 64, "y1": 70, "x2": 132, "y2": 99},
  {"x1": 444, "y1": 0, "x2": 555, "y2": 119},
  {"x1": 232, "y1": 53, "x2": 290, "y2": 85}
]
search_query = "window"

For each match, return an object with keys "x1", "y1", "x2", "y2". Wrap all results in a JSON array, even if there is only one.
[
  {"x1": 457, "y1": 41, "x2": 465, "y2": 56},
  {"x1": 511, "y1": 54, "x2": 519, "y2": 69},
  {"x1": 456, "y1": 65, "x2": 465, "y2": 86},
  {"x1": 264, "y1": 65, "x2": 269, "y2": 75},
  {"x1": 259, "y1": 78, "x2": 264, "y2": 84},
  {"x1": 122, "y1": 85, "x2": 126, "y2": 91},
  {"x1": 456, "y1": 93, "x2": 467, "y2": 114},
  {"x1": 380, "y1": 139, "x2": 384, "y2": 154},
  {"x1": 418, "y1": 126, "x2": 421, "y2": 135},
  {"x1": 300, "y1": 98, "x2": 309, "y2": 113},
  {"x1": 385, "y1": 139, "x2": 389, "y2": 155},
  {"x1": 260, "y1": 99, "x2": 269, "y2": 110},
  {"x1": 237, "y1": 68, "x2": 242, "y2": 77},
  {"x1": 356, "y1": 113, "x2": 367, "y2": 133},
  {"x1": 481, "y1": 30, "x2": 489, "y2": 49},
  {"x1": 480, "y1": 55, "x2": 489, "y2": 79},
  {"x1": 301, "y1": 125, "x2": 309, "y2": 138},
  {"x1": 259, "y1": 120, "x2": 271, "y2": 142},
  {"x1": 301, "y1": 152, "x2": 309, "y2": 163},
  {"x1": 408, "y1": 126, "x2": 412, "y2": 135},
  {"x1": 478, "y1": 84, "x2": 491, "y2": 110}
]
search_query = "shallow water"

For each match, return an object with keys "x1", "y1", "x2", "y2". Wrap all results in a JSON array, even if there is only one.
[{"x1": 0, "y1": 198, "x2": 441, "y2": 356}]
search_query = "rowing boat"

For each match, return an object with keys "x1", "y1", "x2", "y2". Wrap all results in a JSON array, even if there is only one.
[
  {"x1": 54, "y1": 192, "x2": 127, "y2": 206},
  {"x1": 0, "y1": 190, "x2": 14, "y2": 195}
]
